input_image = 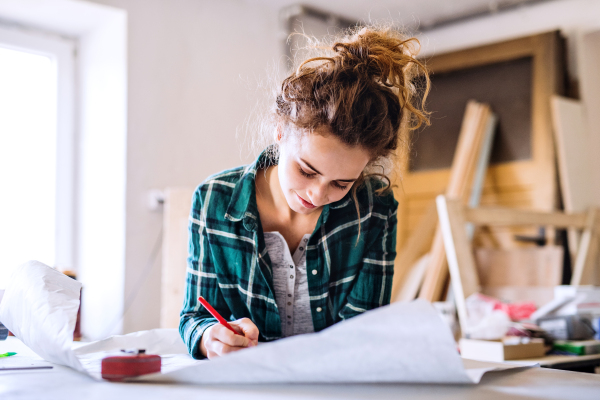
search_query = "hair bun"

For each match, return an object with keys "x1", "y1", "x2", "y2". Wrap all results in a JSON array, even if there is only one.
[
  {"x1": 330, "y1": 28, "x2": 421, "y2": 89},
  {"x1": 279, "y1": 25, "x2": 430, "y2": 156}
]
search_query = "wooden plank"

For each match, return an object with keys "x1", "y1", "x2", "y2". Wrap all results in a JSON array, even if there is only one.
[
  {"x1": 436, "y1": 195, "x2": 480, "y2": 337},
  {"x1": 464, "y1": 207, "x2": 587, "y2": 228},
  {"x1": 160, "y1": 187, "x2": 195, "y2": 329},
  {"x1": 419, "y1": 101, "x2": 491, "y2": 301},
  {"x1": 571, "y1": 208, "x2": 599, "y2": 286},
  {"x1": 551, "y1": 95, "x2": 592, "y2": 259},
  {"x1": 578, "y1": 30, "x2": 600, "y2": 208},
  {"x1": 394, "y1": 253, "x2": 431, "y2": 302},
  {"x1": 551, "y1": 96, "x2": 592, "y2": 213},
  {"x1": 466, "y1": 113, "x2": 497, "y2": 239}
]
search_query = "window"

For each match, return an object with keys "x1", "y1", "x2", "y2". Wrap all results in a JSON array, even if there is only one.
[{"x1": 0, "y1": 25, "x2": 75, "y2": 288}]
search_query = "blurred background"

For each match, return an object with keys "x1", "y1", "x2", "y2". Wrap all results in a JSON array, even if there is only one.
[{"x1": 1, "y1": 0, "x2": 599, "y2": 341}]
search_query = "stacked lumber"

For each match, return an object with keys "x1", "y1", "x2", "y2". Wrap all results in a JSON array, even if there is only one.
[
  {"x1": 419, "y1": 101, "x2": 494, "y2": 302},
  {"x1": 391, "y1": 100, "x2": 494, "y2": 302}
]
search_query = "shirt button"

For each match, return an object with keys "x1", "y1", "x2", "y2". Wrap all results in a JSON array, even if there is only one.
[
  {"x1": 287, "y1": 294, "x2": 292, "y2": 297},
  {"x1": 287, "y1": 315, "x2": 291, "y2": 319},
  {"x1": 299, "y1": 247, "x2": 304, "y2": 251},
  {"x1": 316, "y1": 307, "x2": 322, "y2": 312},
  {"x1": 287, "y1": 322, "x2": 291, "y2": 325},
  {"x1": 289, "y1": 275, "x2": 294, "y2": 279},
  {"x1": 289, "y1": 265, "x2": 293, "y2": 269},
  {"x1": 312, "y1": 269, "x2": 317, "y2": 275},
  {"x1": 287, "y1": 302, "x2": 292, "y2": 306},
  {"x1": 304, "y1": 238, "x2": 308, "y2": 242}
]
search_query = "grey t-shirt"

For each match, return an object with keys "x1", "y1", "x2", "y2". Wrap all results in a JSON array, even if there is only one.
[{"x1": 263, "y1": 231, "x2": 314, "y2": 338}]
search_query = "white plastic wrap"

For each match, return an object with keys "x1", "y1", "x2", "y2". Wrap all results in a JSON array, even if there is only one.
[{"x1": 0, "y1": 261, "x2": 85, "y2": 373}]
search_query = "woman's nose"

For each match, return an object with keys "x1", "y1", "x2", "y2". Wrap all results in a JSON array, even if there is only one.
[{"x1": 308, "y1": 183, "x2": 328, "y2": 206}]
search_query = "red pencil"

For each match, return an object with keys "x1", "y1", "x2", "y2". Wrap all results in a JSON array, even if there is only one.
[{"x1": 198, "y1": 296, "x2": 238, "y2": 335}]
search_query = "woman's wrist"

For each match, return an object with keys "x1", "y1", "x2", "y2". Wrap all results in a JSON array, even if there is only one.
[{"x1": 199, "y1": 324, "x2": 215, "y2": 358}]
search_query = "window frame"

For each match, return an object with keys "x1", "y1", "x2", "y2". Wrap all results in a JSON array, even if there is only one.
[{"x1": 0, "y1": 24, "x2": 76, "y2": 271}]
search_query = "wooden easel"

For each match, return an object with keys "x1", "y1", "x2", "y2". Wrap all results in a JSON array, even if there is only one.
[{"x1": 436, "y1": 195, "x2": 600, "y2": 336}]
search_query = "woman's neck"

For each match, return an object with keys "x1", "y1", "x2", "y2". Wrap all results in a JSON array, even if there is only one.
[{"x1": 256, "y1": 165, "x2": 295, "y2": 222}]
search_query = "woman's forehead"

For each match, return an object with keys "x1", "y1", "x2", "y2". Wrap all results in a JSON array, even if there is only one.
[{"x1": 293, "y1": 133, "x2": 370, "y2": 179}]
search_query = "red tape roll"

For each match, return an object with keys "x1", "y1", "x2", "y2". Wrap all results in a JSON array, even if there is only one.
[{"x1": 101, "y1": 353, "x2": 161, "y2": 381}]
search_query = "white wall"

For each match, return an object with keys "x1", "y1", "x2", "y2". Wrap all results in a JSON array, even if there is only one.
[
  {"x1": 418, "y1": 0, "x2": 600, "y2": 80},
  {"x1": 86, "y1": 0, "x2": 280, "y2": 333}
]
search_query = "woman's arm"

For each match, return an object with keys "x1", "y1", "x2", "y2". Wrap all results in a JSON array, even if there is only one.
[
  {"x1": 179, "y1": 187, "x2": 257, "y2": 359},
  {"x1": 338, "y1": 207, "x2": 397, "y2": 320}
]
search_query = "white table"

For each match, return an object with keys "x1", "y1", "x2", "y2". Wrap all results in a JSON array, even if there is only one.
[{"x1": 2, "y1": 337, "x2": 600, "y2": 400}]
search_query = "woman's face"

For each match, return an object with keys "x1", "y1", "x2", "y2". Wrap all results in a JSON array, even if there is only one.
[{"x1": 277, "y1": 127, "x2": 371, "y2": 216}]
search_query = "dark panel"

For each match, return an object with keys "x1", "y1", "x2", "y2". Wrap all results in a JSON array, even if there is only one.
[{"x1": 409, "y1": 57, "x2": 533, "y2": 171}]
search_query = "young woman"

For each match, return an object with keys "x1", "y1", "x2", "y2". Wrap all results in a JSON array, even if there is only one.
[{"x1": 180, "y1": 27, "x2": 430, "y2": 359}]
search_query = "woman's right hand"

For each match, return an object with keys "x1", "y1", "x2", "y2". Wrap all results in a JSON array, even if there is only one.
[{"x1": 200, "y1": 318, "x2": 259, "y2": 359}]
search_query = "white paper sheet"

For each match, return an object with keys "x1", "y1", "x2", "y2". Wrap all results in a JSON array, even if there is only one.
[
  {"x1": 135, "y1": 300, "x2": 532, "y2": 385},
  {"x1": 0, "y1": 261, "x2": 534, "y2": 384}
]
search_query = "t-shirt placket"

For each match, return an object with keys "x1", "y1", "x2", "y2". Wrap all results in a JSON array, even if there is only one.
[
  {"x1": 283, "y1": 247, "x2": 295, "y2": 337},
  {"x1": 286, "y1": 235, "x2": 310, "y2": 336},
  {"x1": 284, "y1": 235, "x2": 309, "y2": 337}
]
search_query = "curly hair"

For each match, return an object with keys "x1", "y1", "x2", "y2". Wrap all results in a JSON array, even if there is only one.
[{"x1": 267, "y1": 25, "x2": 430, "y2": 237}]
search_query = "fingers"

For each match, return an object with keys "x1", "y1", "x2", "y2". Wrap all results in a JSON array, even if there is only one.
[
  {"x1": 209, "y1": 324, "x2": 253, "y2": 348},
  {"x1": 203, "y1": 320, "x2": 261, "y2": 359},
  {"x1": 230, "y1": 318, "x2": 260, "y2": 345}
]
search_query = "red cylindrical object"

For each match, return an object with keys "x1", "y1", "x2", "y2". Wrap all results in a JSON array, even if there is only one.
[{"x1": 101, "y1": 353, "x2": 161, "y2": 381}]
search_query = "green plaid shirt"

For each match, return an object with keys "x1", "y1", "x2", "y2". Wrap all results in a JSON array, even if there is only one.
[{"x1": 180, "y1": 149, "x2": 398, "y2": 359}]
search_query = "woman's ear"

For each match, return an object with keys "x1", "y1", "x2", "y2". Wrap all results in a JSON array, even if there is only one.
[{"x1": 274, "y1": 124, "x2": 283, "y2": 143}]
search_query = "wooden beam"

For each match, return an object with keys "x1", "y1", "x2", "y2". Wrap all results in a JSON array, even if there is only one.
[
  {"x1": 419, "y1": 101, "x2": 491, "y2": 301},
  {"x1": 464, "y1": 207, "x2": 588, "y2": 229},
  {"x1": 436, "y1": 195, "x2": 481, "y2": 337},
  {"x1": 551, "y1": 95, "x2": 592, "y2": 260},
  {"x1": 571, "y1": 208, "x2": 599, "y2": 286}
]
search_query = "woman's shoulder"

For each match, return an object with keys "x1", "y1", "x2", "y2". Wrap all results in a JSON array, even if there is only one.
[
  {"x1": 192, "y1": 165, "x2": 247, "y2": 204},
  {"x1": 353, "y1": 175, "x2": 398, "y2": 213}
]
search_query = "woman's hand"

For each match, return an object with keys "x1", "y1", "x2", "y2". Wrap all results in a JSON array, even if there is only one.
[{"x1": 200, "y1": 318, "x2": 259, "y2": 359}]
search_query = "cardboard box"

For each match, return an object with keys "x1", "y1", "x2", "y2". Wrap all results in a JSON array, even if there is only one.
[
  {"x1": 460, "y1": 337, "x2": 546, "y2": 362},
  {"x1": 474, "y1": 246, "x2": 563, "y2": 288}
]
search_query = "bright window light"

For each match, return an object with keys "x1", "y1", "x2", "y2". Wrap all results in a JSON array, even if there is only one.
[{"x1": 0, "y1": 46, "x2": 57, "y2": 288}]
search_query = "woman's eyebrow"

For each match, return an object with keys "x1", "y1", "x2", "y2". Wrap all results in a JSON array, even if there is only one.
[{"x1": 300, "y1": 158, "x2": 358, "y2": 182}]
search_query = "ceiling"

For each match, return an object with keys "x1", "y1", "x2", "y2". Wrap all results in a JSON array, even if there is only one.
[{"x1": 250, "y1": 0, "x2": 554, "y2": 30}]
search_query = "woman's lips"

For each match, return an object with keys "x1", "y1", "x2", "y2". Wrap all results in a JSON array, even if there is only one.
[{"x1": 297, "y1": 193, "x2": 316, "y2": 209}]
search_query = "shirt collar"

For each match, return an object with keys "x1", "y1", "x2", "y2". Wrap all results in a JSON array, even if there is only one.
[
  {"x1": 224, "y1": 146, "x2": 354, "y2": 230},
  {"x1": 224, "y1": 147, "x2": 275, "y2": 230}
]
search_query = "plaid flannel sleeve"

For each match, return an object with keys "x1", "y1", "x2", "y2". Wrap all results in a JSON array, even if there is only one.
[
  {"x1": 338, "y1": 207, "x2": 397, "y2": 320},
  {"x1": 179, "y1": 186, "x2": 229, "y2": 359}
]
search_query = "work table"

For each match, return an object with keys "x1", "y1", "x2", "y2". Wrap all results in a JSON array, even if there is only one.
[{"x1": 2, "y1": 337, "x2": 600, "y2": 400}]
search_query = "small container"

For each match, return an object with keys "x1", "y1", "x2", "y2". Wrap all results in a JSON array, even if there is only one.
[{"x1": 101, "y1": 349, "x2": 161, "y2": 381}]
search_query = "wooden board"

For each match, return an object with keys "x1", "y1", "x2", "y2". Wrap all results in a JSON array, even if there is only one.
[
  {"x1": 578, "y1": 30, "x2": 600, "y2": 208},
  {"x1": 160, "y1": 187, "x2": 195, "y2": 329},
  {"x1": 393, "y1": 31, "x2": 564, "y2": 269},
  {"x1": 551, "y1": 96, "x2": 592, "y2": 259},
  {"x1": 551, "y1": 96, "x2": 592, "y2": 213},
  {"x1": 419, "y1": 102, "x2": 492, "y2": 301}
]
